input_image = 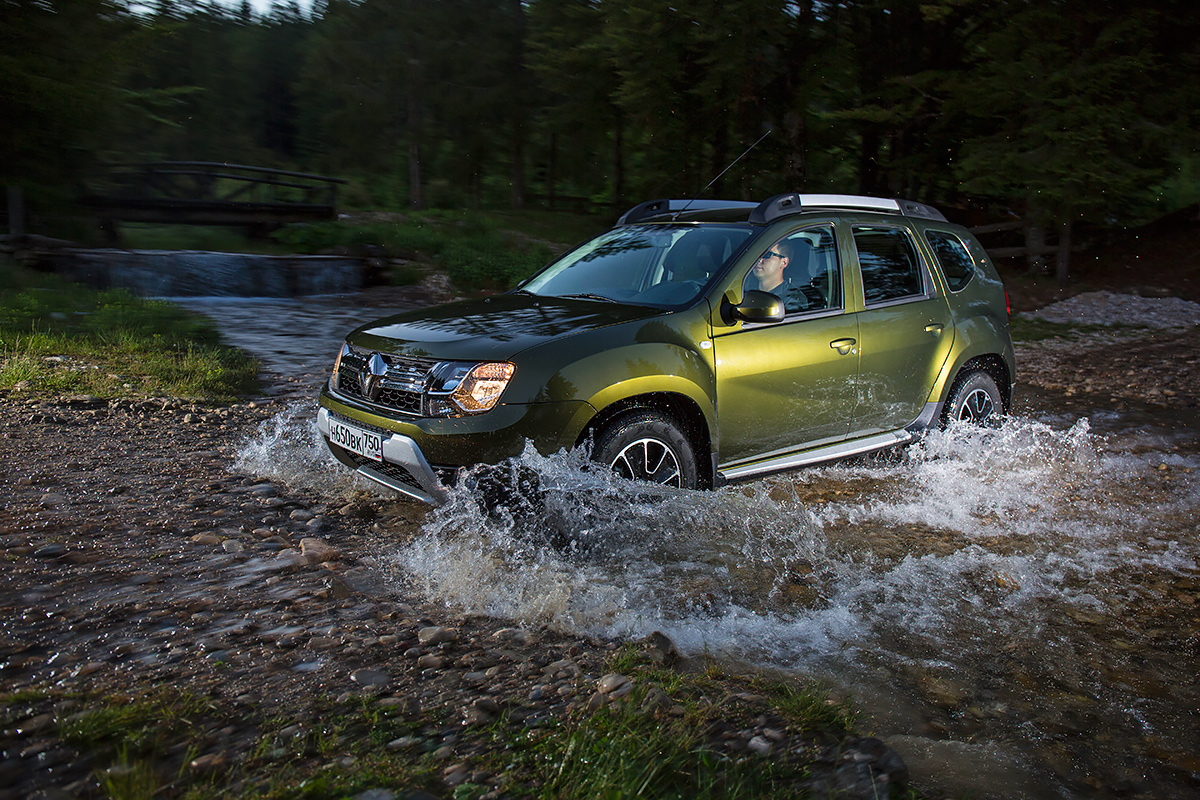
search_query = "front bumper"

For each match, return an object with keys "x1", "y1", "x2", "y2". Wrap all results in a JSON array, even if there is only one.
[
  {"x1": 317, "y1": 385, "x2": 594, "y2": 504},
  {"x1": 316, "y1": 407, "x2": 448, "y2": 504}
]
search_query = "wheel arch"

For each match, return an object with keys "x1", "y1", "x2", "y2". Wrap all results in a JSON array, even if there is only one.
[
  {"x1": 943, "y1": 354, "x2": 1013, "y2": 421},
  {"x1": 578, "y1": 392, "x2": 714, "y2": 489}
]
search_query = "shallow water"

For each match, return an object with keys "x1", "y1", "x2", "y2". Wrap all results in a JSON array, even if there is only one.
[{"x1": 215, "y1": 295, "x2": 1199, "y2": 799}]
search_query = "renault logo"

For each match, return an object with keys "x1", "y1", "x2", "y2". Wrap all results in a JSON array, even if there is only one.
[{"x1": 363, "y1": 352, "x2": 388, "y2": 400}]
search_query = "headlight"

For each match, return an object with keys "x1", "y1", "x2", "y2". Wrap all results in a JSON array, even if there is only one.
[
  {"x1": 330, "y1": 343, "x2": 350, "y2": 388},
  {"x1": 427, "y1": 361, "x2": 515, "y2": 416}
]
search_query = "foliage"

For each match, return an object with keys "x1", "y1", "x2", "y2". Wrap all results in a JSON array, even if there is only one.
[
  {"x1": 0, "y1": 263, "x2": 258, "y2": 399},
  {"x1": 5, "y1": 0, "x2": 1200, "y2": 241}
]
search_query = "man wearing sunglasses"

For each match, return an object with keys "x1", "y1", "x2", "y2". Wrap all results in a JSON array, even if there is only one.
[{"x1": 749, "y1": 239, "x2": 793, "y2": 295}]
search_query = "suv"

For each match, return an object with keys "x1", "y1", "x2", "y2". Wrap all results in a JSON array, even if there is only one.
[{"x1": 317, "y1": 193, "x2": 1015, "y2": 504}]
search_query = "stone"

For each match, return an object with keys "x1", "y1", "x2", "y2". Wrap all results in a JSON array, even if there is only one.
[
  {"x1": 417, "y1": 654, "x2": 447, "y2": 670},
  {"x1": 351, "y1": 668, "x2": 390, "y2": 689},
  {"x1": 597, "y1": 673, "x2": 633, "y2": 697},
  {"x1": 299, "y1": 537, "x2": 340, "y2": 563},
  {"x1": 418, "y1": 626, "x2": 458, "y2": 645},
  {"x1": 39, "y1": 493, "x2": 67, "y2": 508},
  {"x1": 33, "y1": 543, "x2": 67, "y2": 559},
  {"x1": 273, "y1": 549, "x2": 308, "y2": 568},
  {"x1": 747, "y1": 736, "x2": 772, "y2": 755}
]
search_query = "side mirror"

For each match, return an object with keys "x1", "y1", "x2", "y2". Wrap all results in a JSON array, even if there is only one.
[{"x1": 727, "y1": 289, "x2": 785, "y2": 324}]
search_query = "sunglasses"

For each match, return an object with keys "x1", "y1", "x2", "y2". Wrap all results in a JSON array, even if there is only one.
[{"x1": 759, "y1": 250, "x2": 784, "y2": 260}]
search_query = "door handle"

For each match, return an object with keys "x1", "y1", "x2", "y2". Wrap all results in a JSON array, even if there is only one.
[
  {"x1": 925, "y1": 323, "x2": 945, "y2": 337},
  {"x1": 829, "y1": 338, "x2": 856, "y2": 355}
]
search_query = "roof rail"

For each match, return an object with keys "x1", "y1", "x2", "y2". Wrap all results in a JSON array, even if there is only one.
[
  {"x1": 757, "y1": 193, "x2": 947, "y2": 223},
  {"x1": 617, "y1": 194, "x2": 947, "y2": 226},
  {"x1": 616, "y1": 198, "x2": 758, "y2": 225}
]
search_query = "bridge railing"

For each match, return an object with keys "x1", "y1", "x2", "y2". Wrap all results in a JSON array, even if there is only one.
[{"x1": 80, "y1": 162, "x2": 349, "y2": 233}]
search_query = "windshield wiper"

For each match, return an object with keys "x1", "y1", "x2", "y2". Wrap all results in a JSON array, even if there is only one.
[{"x1": 560, "y1": 293, "x2": 616, "y2": 303}]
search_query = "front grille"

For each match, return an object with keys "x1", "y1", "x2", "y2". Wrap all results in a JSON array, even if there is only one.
[{"x1": 336, "y1": 348, "x2": 437, "y2": 417}]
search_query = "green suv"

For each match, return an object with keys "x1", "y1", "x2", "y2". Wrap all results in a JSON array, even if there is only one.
[{"x1": 317, "y1": 193, "x2": 1015, "y2": 504}]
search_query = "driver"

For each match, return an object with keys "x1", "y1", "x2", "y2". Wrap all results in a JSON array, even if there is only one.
[{"x1": 749, "y1": 240, "x2": 796, "y2": 301}]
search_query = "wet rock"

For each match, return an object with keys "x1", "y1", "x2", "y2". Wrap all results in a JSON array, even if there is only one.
[
  {"x1": 417, "y1": 654, "x2": 447, "y2": 670},
  {"x1": 597, "y1": 673, "x2": 633, "y2": 698},
  {"x1": 747, "y1": 735, "x2": 772, "y2": 755},
  {"x1": 299, "y1": 537, "x2": 340, "y2": 563},
  {"x1": 33, "y1": 543, "x2": 67, "y2": 559},
  {"x1": 273, "y1": 549, "x2": 308, "y2": 569},
  {"x1": 191, "y1": 533, "x2": 220, "y2": 546},
  {"x1": 418, "y1": 626, "x2": 458, "y2": 646},
  {"x1": 639, "y1": 631, "x2": 681, "y2": 666},
  {"x1": 39, "y1": 493, "x2": 67, "y2": 508},
  {"x1": 351, "y1": 669, "x2": 390, "y2": 689}
]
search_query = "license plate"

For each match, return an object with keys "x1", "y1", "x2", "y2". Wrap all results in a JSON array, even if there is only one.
[{"x1": 328, "y1": 416, "x2": 383, "y2": 462}]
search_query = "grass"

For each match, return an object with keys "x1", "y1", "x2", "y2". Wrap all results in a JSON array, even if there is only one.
[
  {"x1": 1, "y1": 648, "x2": 869, "y2": 800},
  {"x1": 0, "y1": 262, "x2": 259, "y2": 400}
]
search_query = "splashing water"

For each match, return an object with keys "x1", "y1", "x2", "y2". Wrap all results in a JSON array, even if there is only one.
[{"x1": 237, "y1": 406, "x2": 1200, "y2": 798}]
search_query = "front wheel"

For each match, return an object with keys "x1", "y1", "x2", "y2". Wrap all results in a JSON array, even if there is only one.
[
  {"x1": 593, "y1": 410, "x2": 699, "y2": 489},
  {"x1": 944, "y1": 371, "x2": 1003, "y2": 426}
]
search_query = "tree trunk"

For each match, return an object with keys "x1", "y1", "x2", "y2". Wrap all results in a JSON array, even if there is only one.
[
  {"x1": 614, "y1": 113, "x2": 625, "y2": 206},
  {"x1": 1025, "y1": 224, "x2": 1045, "y2": 276},
  {"x1": 1056, "y1": 219, "x2": 1072, "y2": 287},
  {"x1": 406, "y1": 90, "x2": 424, "y2": 210},
  {"x1": 545, "y1": 133, "x2": 558, "y2": 210},
  {"x1": 6, "y1": 185, "x2": 25, "y2": 237}
]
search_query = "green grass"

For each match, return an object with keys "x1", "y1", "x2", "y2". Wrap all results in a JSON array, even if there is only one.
[
  {"x1": 1, "y1": 653, "x2": 869, "y2": 800},
  {"x1": 0, "y1": 262, "x2": 259, "y2": 400}
]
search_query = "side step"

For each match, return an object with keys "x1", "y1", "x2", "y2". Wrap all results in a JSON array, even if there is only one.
[{"x1": 718, "y1": 430, "x2": 914, "y2": 482}]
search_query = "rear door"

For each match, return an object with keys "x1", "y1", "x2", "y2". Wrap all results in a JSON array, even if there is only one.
[{"x1": 848, "y1": 224, "x2": 954, "y2": 434}]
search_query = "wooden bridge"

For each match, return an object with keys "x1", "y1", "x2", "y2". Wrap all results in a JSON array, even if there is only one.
[{"x1": 80, "y1": 161, "x2": 346, "y2": 237}]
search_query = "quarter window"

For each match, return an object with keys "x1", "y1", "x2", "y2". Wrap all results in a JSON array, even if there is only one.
[
  {"x1": 853, "y1": 226, "x2": 926, "y2": 304},
  {"x1": 924, "y1": 230, "x2": 975, "y2": 291}
]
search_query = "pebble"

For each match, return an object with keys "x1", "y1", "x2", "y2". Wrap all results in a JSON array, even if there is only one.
[
  {"x1": 351, "y1": 668, "x2": 390, "y2": 688},
  {"x1": 417, "y1": 626, "x2": 458, "y2": 645},
  {"x1": 597, "y1": 673, "x2": 633, "y2": 697},
  {"x1": 33, "y1": 543, "x2": 67, "y2": 559}
]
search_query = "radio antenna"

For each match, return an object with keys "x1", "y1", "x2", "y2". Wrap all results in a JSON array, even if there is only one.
[{"x1": 673, "y1": 129, "x2": 772, "y2": 220}]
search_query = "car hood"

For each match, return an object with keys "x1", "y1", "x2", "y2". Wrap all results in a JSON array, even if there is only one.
[{"x1": 346, "y1": 293, "x2": 667, "y2": 362}]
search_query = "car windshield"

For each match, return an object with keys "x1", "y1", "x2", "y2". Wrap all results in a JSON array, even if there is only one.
[{"x1": 520, "y1": 224, "x2": 754, "y2": 307}]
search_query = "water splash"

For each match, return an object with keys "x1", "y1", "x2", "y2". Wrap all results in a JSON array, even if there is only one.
[
  {"x1": 390, "y1": 414, "x2": 1199, "y2": 670},
  {"x1": 233, "y1": 401, "x2": 366, "y2": 498}
]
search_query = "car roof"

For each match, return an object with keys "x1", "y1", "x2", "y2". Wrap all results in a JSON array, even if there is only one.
[{"x1": 617, "y1": 193, "x2": 947, "y2": 226}]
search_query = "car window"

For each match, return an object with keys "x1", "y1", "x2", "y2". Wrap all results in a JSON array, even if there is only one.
[
  {"x1": 924, "y1": 229, "x2": 975, "y2": 291},
  {"x1": 742, "y1": 225, "x2": 841, "y2": 314},
  {"x1": 523, "y1": 224, "x2": 754, "y2": 307},
  {"x1": 853, "y1": 226, "x2": 927, "y2": 304}
]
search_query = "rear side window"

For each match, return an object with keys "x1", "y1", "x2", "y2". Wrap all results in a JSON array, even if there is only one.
[
  {"x1": 853, "y1": 226, "x2": 926, "y2": 304},
  {"x1": 924, "y1": 230, "x2": 975, "y2": 291}
]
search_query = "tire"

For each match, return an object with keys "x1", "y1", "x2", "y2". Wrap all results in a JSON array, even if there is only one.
[
  {"x1": 944, "y1": 371, "x2": 1003, "y2": 427},
  {"x1": 593, "y1": 410, "x2": 699, "y2": 489}
]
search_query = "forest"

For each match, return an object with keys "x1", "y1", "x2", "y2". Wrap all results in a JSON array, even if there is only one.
[{"x1": 2, "y1": 0, "x2": 1199, "y2": 238}]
